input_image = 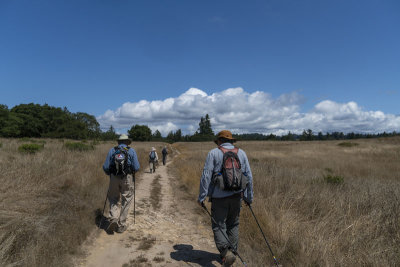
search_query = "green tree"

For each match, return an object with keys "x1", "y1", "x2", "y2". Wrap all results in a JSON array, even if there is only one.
[
  {"x1": 174, "y1": 129, "x2": 182, "y2": 142},
  {"x1": 1, "y1": 103, "x2": 102, "y2": 139},
  {"x1": 0, "y1": 105, "x2": 9, "y2": 134},
  {"x1": 128, "y1": 125, "x2": 152, "y2": 141},
  {"x1": 281, "y1": 131, "x2": 296, "y2": 141},
  {"x1": 102, "y1": 125, "x2": 118, "y2": 140},
  {"x1": 74, "y1": 112, "x2": 101, "y2": 138},
  {"x1": 192, "y1": 114, "x2": 214, "y2": 141},
  {"x1": 166, "y1": 131, "x2": 174, "y2": 142},
  {"x1": 300, "y1": 129, "x2": 314, "y2": 141},
  {"x1": 198, "y1": 114, "x2": 214, "y2": 135},
  {"x1": 153, "y1": 130, "x2": 162, "y2": 138}
]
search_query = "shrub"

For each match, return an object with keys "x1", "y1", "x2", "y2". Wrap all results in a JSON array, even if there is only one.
[
  {"x1": 338, "y1": 142, "x2": 359, "y2": 147},
  {"x1": 18, "y1": 143, "x2": 44, "y2": 154},
  {"x1": 91, "y1": 140, "x2": 100, "y2": 146},
  {"x1": 0, "y1": 143, "x2": 2, "y2": 148},
  {"x1": 64, "y1": 142, "x2": 94, "y2": 151},
  {"x1": 324, "y1": 174, "x2": 344, "y2": 184}
]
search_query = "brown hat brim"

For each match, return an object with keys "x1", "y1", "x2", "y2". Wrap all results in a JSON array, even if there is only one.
[{"x1": 214, "y1": 137, "x2": 236, "y2": 144}]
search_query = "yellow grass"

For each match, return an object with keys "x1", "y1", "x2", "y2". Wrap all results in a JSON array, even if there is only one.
[
  {"x1": 171, "y1": 138, "x2": 400, "y2": 266},
  {"x1": 0, "y1": 138, "x2": 170, "y2": 266}
]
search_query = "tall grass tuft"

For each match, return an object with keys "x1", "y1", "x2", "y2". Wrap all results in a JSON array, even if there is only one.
[
  {"x1": 338, "y1": 141, "x2": 359, "y2": 147},
  {"x1": 64, "y1": 141, "x2": 94, "y2": 151}
]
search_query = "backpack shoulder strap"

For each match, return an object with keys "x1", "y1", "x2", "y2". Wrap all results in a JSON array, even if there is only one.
[
  {"x1": 218, "y1": 146, "x2": 238, "y2": 154},
  {"x1": 218, "y1": 146, "x2": 227, "y2": 154}
]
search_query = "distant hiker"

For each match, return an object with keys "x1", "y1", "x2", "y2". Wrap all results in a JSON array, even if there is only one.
[
  {"x1": 162, "y1": 146, "x2": 168, "y2": 165},
  {"x1": 198, "y1": 130, "x2": 253, "y2": 266},
  {"x1": 149, "y1": 147, "x2": 159, "y2": 173},
  {"x1": 102, "y1": 134, "x2": 140, "y2": 234}
]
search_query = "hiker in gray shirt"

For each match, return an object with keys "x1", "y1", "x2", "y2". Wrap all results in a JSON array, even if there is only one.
[{"x1": 198, "y1": 130, "x2": 253, "y2": 266}]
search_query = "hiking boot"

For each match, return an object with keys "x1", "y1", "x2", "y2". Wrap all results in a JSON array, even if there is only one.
[
  {"x1": 116, "y1": 225, "x2": 127, "y2": 233},
  {"x1": 222, "y1": 250, "x2": 236, "y2": 266},
  {"x1": 106, "y1": 220, "x2": 118, "y2": 233}
]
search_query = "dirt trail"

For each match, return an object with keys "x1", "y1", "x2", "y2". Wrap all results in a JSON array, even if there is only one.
[{"x1": 76, "y1": 154, "x2": 224, "y2": 267}]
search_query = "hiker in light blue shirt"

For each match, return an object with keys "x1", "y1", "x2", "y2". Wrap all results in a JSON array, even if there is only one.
[
  {"x1": 103, "y1": 141, "x2": 140, "y2": 175},
  {"x1": 102, "y1": 134, "x2": 139, "y2": 234},
  {"x1": 197, "y1": 130, "x2": 253, "y2": 266}
]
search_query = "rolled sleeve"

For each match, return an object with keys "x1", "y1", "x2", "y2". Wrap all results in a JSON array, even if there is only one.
[
  {"x1": 198, "y1": 151, "x2": 214, "y2": 202},
  {"x1": 102, "y1": 148, "x2": 114, "y2": 175},
  {"x1": 129, "y1": 149, "x2": 140, "y2": 172},
  {"x1": 241, "y1": 151, "x2": 254, "y2": 204}
]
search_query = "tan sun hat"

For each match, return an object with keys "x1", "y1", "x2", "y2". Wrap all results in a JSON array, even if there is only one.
[
  {"x1": 151, "y1": 147, "x2": 156, "y2": 151},
  {"x1": 117, "y1": 134, "x2": 131, "y2": 144},
  {"x1": 215, "y1": 130, "x2": 236, "y2": 144}
]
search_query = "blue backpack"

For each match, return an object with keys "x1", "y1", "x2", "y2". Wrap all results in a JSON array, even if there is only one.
[{"x1": 149, "y1": 151, "x2": 156, "y2": 161}]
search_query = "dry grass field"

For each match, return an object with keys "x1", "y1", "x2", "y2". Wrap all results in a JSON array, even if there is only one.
[
  {"x1": 0, "y1": 138, "x2": 168, "y2": 267},
  {"x1": 171, "y1": 138, "x2": 400, "y2": 266},
  {"x1": 1, "y1": 137, "x2": 399, "y2": 266}
]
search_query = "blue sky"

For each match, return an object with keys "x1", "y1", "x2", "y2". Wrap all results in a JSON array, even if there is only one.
[{"x1": 1, "y1": 1, "x2": 399, "y2": 134}]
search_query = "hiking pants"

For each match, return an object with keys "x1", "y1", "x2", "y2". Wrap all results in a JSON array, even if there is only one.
[
  {"x1": 162, "y1": 154, "x2": 167, "y2": 165},
  {"x1": 211, "y1": 194, "x2": 242, "y2": 255},
  {"x1": 108, "y1": 173, "x2": 135, "y2": 227},
  {"x1": 149, "y1": 161, "x2": 156, "y2": 172}
]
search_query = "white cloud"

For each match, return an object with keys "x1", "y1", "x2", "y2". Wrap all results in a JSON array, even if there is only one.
[{"x1": 97, "y1": 87, "x2": 400, "y2": 135}]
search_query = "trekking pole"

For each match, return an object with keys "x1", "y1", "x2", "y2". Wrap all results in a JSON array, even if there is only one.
[
  {"x1": 99, "y1": 189, "x2": 108, "y2": 229},
  {"x1": 201, "y1": 203, "x2": 247, "y2": 267},
  {"x1": 247, "y1": 204, "x2": 279, "y2": 267}
]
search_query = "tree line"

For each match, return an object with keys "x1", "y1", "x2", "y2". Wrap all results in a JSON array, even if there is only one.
[
  {"x1": 233, "y1": 129, "x2": 400, "y2": 141},
  {"x1": 0, "y1": 104, "x2": 216, "y2": 142},
  {"x1": 0, "y1": 103, "x2": 100, "y2": 139},
  {"x1": 1, "y1": 103, "x2": 398, "y2": 141}
]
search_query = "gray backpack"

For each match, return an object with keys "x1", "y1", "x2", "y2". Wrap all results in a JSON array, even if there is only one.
[{"x1": 213, "y1": 146, "x2": 248, "y2": 191}]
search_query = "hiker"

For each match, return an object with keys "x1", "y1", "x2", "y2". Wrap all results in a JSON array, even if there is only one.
[
  {"x1": 197, "y1": 130, "x2": 253, "y2": 266},
  {"x1": 149, "y1": 147, "x2": 158, "y2": 173},
  {"x1": 102, "y1": 134, "x2": 140, "y2": 233},
  {"x1": 162, "y1": 146, "x2": 168, "y2": 165}
]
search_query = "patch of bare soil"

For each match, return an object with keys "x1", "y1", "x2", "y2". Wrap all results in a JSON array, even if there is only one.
[{"x1": 75, "y1": 153, "x2": 224, "y2": 267}]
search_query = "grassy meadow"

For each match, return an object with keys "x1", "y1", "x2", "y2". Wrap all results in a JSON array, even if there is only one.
[
  {"x1": 171, "y1": 138, "x2": 400, "y2": 266},
  {"x1": 0, "y1": 138, "x2": 169, "y2": 267}
]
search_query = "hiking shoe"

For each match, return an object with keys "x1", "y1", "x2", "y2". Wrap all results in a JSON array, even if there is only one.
[
  {"x1": 106, "y1": 220, "x2": 118, "y2": 233},
  {"x1": 222, "y1": 250, "x2": 236, "y2": 266},
  {"x1": 116, "y1": 225, "x2": 127, "y2": 233}
]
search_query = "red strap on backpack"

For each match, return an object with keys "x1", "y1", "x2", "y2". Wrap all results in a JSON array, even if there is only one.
[
  {"x1": 218, "y1": 146, "x2": 240, "y2": 169},
  {"x1": 218, "y1": 146, "x2": 238, "y2": 154}
]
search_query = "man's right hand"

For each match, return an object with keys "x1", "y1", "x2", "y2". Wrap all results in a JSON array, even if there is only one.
[{"x1": 244, "y1": 199, "x2": 252, "y2": 207}]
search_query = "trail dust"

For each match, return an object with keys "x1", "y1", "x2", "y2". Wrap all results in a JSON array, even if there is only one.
[{"x1": 75, "y1": 152, "x2": 224, "y2": 267}]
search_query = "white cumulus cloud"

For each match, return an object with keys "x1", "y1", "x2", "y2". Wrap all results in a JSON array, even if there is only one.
[{"x1": 97, "y1": 87, "x2": 400, "y2": 135}]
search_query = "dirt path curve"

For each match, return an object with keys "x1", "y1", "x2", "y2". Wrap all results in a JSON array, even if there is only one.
[{"x1": 75, "y1": 153, "x2": 224, "y2": 267}]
